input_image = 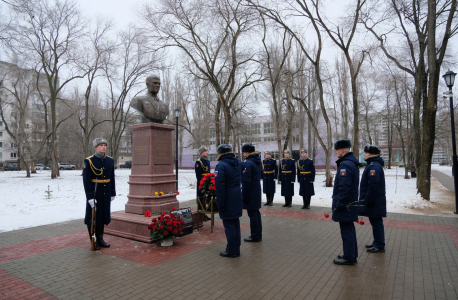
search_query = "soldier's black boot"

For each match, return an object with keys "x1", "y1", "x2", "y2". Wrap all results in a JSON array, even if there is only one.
[
  {"x1": 268, "y1": 194, "x2": 274, "y2": 206},
  {"x1": 264, "y1": 195, "x2": 270, "y2": 206},
  {"x1": 301, "y1": 196, "x2": 307, "y2": 209},
  {"x1": 96, "y1": 225, "x2": 110, "y2": 248},
  {"x1": 286, "y1": 197, "x2": 292, "y2": 207},
  {"x1": 306, "y1": 197, "x2": 311, "y2": 209},
  {"x1": 282, "y1": 197, "x2": 288, "y2": 207},
  {"x1": 87, "y1": 225, "x2": 100, "y2": 250}
]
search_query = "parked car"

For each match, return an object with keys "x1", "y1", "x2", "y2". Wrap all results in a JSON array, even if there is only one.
[
  {"x1": 120, "y1": 161, "x2": 132, "y2": 169},
  {"x1": 36, "y1": 164, "x2": 50, "y2": 170},
  {"x1": 3, "y1": 164, "x2": 21, "y2": 171},
  {"x1": 58, "y1": 163, "x2": 76, "y2": 170}
]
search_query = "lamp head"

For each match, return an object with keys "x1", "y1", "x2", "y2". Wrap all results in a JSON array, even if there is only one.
[
  {"x1": 442, "y1": 69, "x2": 456, "y2": 88},
  {"x1": 174, "y1": 108, "x2": 181, "y2": 118}
]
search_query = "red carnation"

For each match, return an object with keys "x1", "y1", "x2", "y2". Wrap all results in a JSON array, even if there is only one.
[
  {"x1": 153, "y1": 225, "x2": 158, "y2": 230},
  {"x1": 178, "y1": 227, "x2": 183, "y2": 232},
  {"x1": 152, "y1": 218, "x2": 157, "y2": 222},
  {"x1": 162, "y1": 210, "x2": 166, "y2": 214},
  {"x1": 167, "y1": 226, "x2": 172, "y2": 231},
  {"x1": 148, "y1": 223, "x2": 153, "y2": 229},
  {"x1": 172, "y1": 207, "x2": 176, "y2": 211},
  {"x1": 181, "y1": 220, "x2": 185, "y2": 225},
  {"x1": 176, "y1": 191, "x2": 180, "y2": 195},
  {"x1": 360, "y1": 221, "x2": 365, "y2": 225},
  {"x1": 159, "y1": 225, "x2": 164, "y2": 230},
  {"x1": 173, "y1": 229, "x2": 178, "y2": 235},
  {"x1": 164, "y1": 230, "x2": 169, "y2": 236},
  {"x1": 165, "y1": 216, "x2": 170, "y2": 219},
  {"x1": 173, "y1": 223, "x2": 177, "y2": 228},
  {"x1": 167, "y1": 221, "x2": 172, "y2": 225}
]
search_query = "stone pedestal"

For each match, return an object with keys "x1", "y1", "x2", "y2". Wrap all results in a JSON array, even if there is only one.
[{"x1": 106, "y1": 123, "x2": 187, "y2": 242}]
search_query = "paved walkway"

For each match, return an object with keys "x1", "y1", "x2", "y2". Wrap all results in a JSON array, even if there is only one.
[
  {"x1": 432, "y1": 170, "x2": 455, "y2": 192},
  {"x1": 1, "y1": 199, "x2": 458, "y2": 300}
]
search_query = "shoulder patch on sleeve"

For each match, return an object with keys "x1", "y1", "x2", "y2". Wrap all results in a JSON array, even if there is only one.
[
  {"x1": 340, "y1": 169, "x2": 346, "y2": 176},
  {"x1": 370, "y1": 170, "x2": 375, "y2": 176}
]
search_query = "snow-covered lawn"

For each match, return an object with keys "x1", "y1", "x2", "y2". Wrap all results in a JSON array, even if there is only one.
[
  {"x1": 0, "y1": 166, "x2": 455, "y2": 233},
  {"x1": 431, "y1": 164, "x2": 453, "y2": 176}
]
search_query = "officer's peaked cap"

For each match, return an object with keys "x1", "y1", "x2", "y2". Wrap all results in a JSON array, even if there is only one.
[
  {"x1": 217, "y1": 144, "x2": 232, "y2": 154},
  {"x1": 364, "y1": 145, "x2": 381, "y2": 155},
  {"x1": 284, "y1": 149, "x2": 291, "y2": 154},
  {"x1": 334, "y1": 139, "x2": 351, "y2": 150},
  {"x1": 264, "y1": 151, "x2": 272, "y2": 156},
  {"x1": 93, "y1": 138, "x2": 108, "y2": 148},
  {"x1": 198, "y1": 146, "x2": 208, "y2": 155},
  {"x1": 301, "y1": 148, "x2": 308, "y2": 153},
  {"x1": 241, "y1": 143, "x2": 255, "y2": 153}
]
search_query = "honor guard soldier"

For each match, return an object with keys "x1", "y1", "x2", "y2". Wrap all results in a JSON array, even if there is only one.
[
  {"x1": 241, "y1": 144, "x2": 262, "y2": 242},
  {"x1": 279, "y1": 149, "x2": 296, "y2": 207},
  {"x1": 83, "y1": 138, "x2": 116, "y2": 250},
  {"x1": 332, "y1": 139, "x2": 360, "y2": 265},
  {"x1": 297, "y1": 149, "x2": 315, "y2": 209},
  {"x1": 195, "y1": 146, "x2": 211, "y2": 221},
  {"x1": 261, "y1": 151, "x2": 278, "y2": 206},
  {"x1": 215, "y1": 144, "x2": 243, "y2": 257},
  {"x1": 359, "y1": 145, "x2": 386, "y2": 253}
]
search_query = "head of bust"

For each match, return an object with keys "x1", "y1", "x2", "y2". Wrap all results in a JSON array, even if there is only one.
[{"x1": 146, "y1": 75, "x2": 161, "y2": 96}]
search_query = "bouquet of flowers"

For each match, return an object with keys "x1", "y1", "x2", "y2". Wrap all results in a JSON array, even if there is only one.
[
  {"x1": 148, "y1": 208, "x2": 185, "y2": 242},
  {"x1": 198, "y1": 173, "x2": 216, "y2": 198}
]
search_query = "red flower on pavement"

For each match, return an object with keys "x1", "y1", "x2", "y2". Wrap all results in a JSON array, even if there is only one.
[
  {"x1": 144, "y1": 210, "x2": 152, "y2": 217},
  {"x1": 324, "y1": 212, "x2": 330, "y2": 218}
]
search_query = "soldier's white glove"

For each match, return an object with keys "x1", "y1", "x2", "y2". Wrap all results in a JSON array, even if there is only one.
[
  {"x1": 111, "y1": 197, "x2": 115, "y2": 202},
  {"x1": 88, "y1": 199, "x2": 97, "y2": 208}
]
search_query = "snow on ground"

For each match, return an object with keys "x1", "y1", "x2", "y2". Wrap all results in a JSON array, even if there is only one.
[
  {"x1": 0, "y1": 166, "x2": 454, "y2": 233},
  {"x1": 431, "y1": 164, "x2": 453, "y2": 176}
]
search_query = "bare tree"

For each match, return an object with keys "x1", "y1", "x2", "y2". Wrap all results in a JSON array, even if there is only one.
[{"x1": 8, "y1": 0, "x2": 88, "y2": 178}]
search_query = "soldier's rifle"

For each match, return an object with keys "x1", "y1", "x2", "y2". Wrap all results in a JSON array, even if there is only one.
[{"x1": 90, "y1": 180, "x2": 98, "y2": 251}]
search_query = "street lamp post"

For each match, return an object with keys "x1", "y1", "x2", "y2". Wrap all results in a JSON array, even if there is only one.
[
  {"x1": 442, "y1": 69, "x2": 457, "y2": 214},
  {"x1": 174, "y1": 108, "x2": 181, "y2": 191}
]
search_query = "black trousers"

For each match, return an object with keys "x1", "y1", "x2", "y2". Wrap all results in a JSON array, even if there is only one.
[
  {"x1": 223, "y1": 218, "x2": 241, "y2": 255},
  {"x1": 369, "y1": 217, "x2": 385, "y2": 250},
  {"x1": 339, "y1": 222, "x2": 358, "y2": 261},
  {"x1": 247, "y1": 209, "x2": 262, "y2": 240}
]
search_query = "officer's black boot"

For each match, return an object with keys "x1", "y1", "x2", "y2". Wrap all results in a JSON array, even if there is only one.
[
  {"x1": 282, "y1": 197, "x2": 288, "y2": 207},
  {"x1": 301, "y1": 196, "x2": 307, "y2": 209},
  {"x1": 264, "y1": 195, "x2": 270, "y2": 206},
  {"x1": 268, "y1": 194, "x2": 274, "y2": 206},
  {"x1": 87, "y1": 224, "x2": 100, "y2": 250},
  {"x1": 96, "y1": 225, "x2": 110, "y2": 248},
  {"x1": 307, "y1": 197, "x2": 311, "y2": 209}
]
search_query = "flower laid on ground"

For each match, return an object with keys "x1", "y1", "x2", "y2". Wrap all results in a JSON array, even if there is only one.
[
  {"x1": 176, "y1": 190, "x2": 180, "y2": 195},
  {"x1": 356, "y1": 216, "x2": 365, "y2": 225},
  {"x1": 155, "y1": 192, "x2": 158, "y2": 196},
  {"x1": 144, "y1": 210, "x2": 152, "y2": 217},
  {"x1": 324, "y1": 212, "x2": 330, "y2": 218},
  {"x1": 149, "y1": 208, "x2": 186, "y2": 242}
]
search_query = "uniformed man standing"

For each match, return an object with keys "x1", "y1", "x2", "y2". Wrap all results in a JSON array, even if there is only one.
[
  {"x1": 261, "y1": 151, "x2": 278, "y2": 206},
  {"x1": 215, "y1": 144, "x2": 243, "y2": 257},
  {"x1": 83, "y1": 138, "x2": 116, "y2": 250},
  {"x1": 241, "y1": 144, "x2": 262, "y2": 242},
  {"x1": 359, "y1": 145, "x2": 386, "y2": 253},
  {"x1": 279, "y1": 149, "x2": 296, "y2": 207},
  {"x1": 332, "y1": 139, "x2": 360, "y2": 265},
  {"x1": 297, "y1": 149, "x2": 315, "y2": 209},
  {"x1": 195, "y1": 146, "x2": 211, "y2": 221}
]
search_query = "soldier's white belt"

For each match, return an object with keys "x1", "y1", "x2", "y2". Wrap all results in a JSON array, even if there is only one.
[
  {"x1": 282, "y1": 171, "x2": 292, "y2": 173},
  {"x1": 264, "y1": 171, "x2": 274, "y2": 174},
  {"x1": 92, "y1": 179, "x2": 111, "y2": 183},
  {"x1": 300, "y1": 172, "x2": 311, "y2": 174}
]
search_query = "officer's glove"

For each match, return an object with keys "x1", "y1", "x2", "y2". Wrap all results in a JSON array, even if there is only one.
[
  {"x1": 243, "y1": 197, "x2": 249, "y2": 204},
  {"x1": 111, "y1": 197, "x2": 115, "y2": 202},
  {"x1": 88, "y1": 199, "x2": 97, "y2": 208}
]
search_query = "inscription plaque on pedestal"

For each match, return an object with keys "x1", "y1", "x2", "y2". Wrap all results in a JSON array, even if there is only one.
[
  {"x1": 153, "y1": 136, "x2": 171, "y2": 165},
  {"x1": 133, "y1": 136, "x2": 150, "y2": 165}
]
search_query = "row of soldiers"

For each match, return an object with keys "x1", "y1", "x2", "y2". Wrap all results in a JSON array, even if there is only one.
[{"x1": 196, "y1": 147, "x2": 316, "y2": 210}]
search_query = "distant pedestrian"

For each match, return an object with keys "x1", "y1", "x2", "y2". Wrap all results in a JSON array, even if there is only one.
[
  {"x1": 279, "y1": 150, "x2": 296, "y2": 207},
  {"x1": 359, "y1": 145, "x2": 387, "y2": 253},
  {"x1": 215, "y1": 144, "x2": 243, "y2": 258},
  {"x1": 83, "y1": 138, "x2": 116, "y2": 250},
  {"x1": 332, "y1": 139, "x2": 360, "y2": 265},
  {"x1": 297, "y1": 149, "x2": 315, "y2": 209},
  {"x1": 261, "y1": 151, "x2": 278, "y2": 206},
  {"x1": 410, "y1": 159, "x2": 416, "y2": 178},
  {"x1": 241, "y1": 144, "x2": 262, "y2": 242}
]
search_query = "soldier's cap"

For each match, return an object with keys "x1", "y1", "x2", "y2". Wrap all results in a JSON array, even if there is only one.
[
  {"x1": 93, "y1": 138, "x2": 108, "y2": 148},
  {"x1": 301, "y1": 148, "x2": 308, "y2": 153},
  {"x1": 241, "y1": 143, "x2": 255, "y2": 153},
  {"x1": 198, "y1": 146, "x2": 208, "y2": 155},
  {"x1": 334, "y1": 139, "x2": 351, "y2": 150},
  {"x1": 284, "y1": 149, "x2": 291, "y2": 154},
  {"x1": 217, "y1": 144, "x2": 232, "y2": 154},
  {"x1": 264, "y1": 151, "x2": 272, "y2": 156},
  {"x1": 364, "y1": 145, "x2": 381, "y2": 155}
]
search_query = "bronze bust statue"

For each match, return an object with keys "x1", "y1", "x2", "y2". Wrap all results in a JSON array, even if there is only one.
[{"x1": 130, "y1": 75, "x2": 169, "y2": 123}]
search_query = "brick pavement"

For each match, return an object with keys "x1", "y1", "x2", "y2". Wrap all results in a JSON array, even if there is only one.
[{"x1": 1, "y1": 203, "x2": 458, "y2": 300}]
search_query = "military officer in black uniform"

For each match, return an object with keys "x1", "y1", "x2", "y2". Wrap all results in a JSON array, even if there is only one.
[
  {"x1": 297, "y1": 149, "x2": 315, "y2": 209},
  {"x1": 195, "y1": 146, "x2": 211, "y2": 221},
  {"x1": 83, "y1": 138, "x2": 116, "y2": 250},
  {"x1": 279, "y1": 149, "x2": 296, "y2": 207},
  {"x1": 261, "y1": 151, "x2": 278, "y2": 206}
]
